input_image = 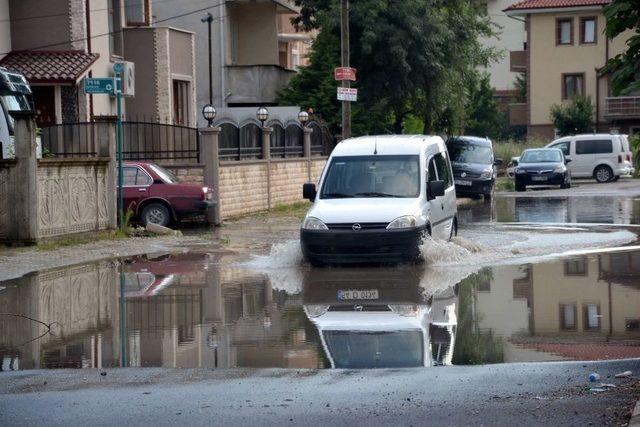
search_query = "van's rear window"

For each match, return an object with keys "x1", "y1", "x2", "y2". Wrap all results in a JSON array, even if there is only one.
[{"x1": 320, "y1": 155, "x2": 420, "y2": 199}]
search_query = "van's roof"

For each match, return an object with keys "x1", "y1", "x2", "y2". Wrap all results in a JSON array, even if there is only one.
[{"x1": 331, "y1": 135, "x2": 443, "y2": 156}]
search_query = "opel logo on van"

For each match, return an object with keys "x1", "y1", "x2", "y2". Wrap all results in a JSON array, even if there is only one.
[{"x1": 352, "y1": 223, "x2": 362, "y2": 231}]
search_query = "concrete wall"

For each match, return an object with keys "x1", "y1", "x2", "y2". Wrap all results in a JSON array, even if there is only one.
[
  {"x1": 529, "y1": 11, "x2": 632, "y2": 127},
  {"x1": 87, "y1": 0, "x2": 116, "y2": 118},
  {"x1": 0, "y1": 160, "x2": 15, "y2": 240},
  {"x1": 0, "y1": 0, "x2": 10, "y2": 60},
  {"x1": 123, "y1": 28, "x2": 157, "y2": 120},
  {"x1": 37, "y1": 159, "x2": 111, "y2": 238},
  {"x1": 230, "y1": 2, "x2": 279, "y2": 66},
  {"x1": 9, "y1": 0, "x2": 71, "y2": 51}
]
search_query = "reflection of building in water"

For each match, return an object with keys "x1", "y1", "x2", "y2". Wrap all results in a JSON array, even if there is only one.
[
  {"x1": 0, "y1": 262, "x2": 119, "y2": 370},
  {"x1": 471, "y1": 251, "x2": 640, "y2": 362},
  {"x1": 499, "y1": 196, "x2": 636, "y2": 224},
  {"x1": 0, "y1": 254, "x2": 321, "y2": 370}
]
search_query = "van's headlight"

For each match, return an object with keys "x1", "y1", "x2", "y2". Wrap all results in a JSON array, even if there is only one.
[
  {"x1": 389, "y1": 304, "x2": 419, "y2": 317},
  {"x1": 386, "y1": 215, "x2": 417, "y2": 229},
  {"x1": 553, "y1": 165, "x2": 566, "y2": 173},
  {"x1": 302, "y1": 217, "x2": 328, "y2": 230},
  {"x1": 480, "y1": 169, "x2": 492, "y2": 179}
]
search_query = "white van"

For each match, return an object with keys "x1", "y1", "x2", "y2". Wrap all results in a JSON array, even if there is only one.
[
  {"x1": 546, "y1": 134, "x2": 635, "y2": 182},
  {"x1": 300, "y1": 135, "x2": 457, "y2": 265}
]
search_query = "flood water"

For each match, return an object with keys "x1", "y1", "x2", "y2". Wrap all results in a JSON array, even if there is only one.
[{"x1": 2, "y1": 246, "x2": 640, "y2": 370}]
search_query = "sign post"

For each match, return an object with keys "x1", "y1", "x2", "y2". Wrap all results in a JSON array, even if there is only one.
[{"x1": 113, "y1": 62, "x2": 124, "y2": 232}]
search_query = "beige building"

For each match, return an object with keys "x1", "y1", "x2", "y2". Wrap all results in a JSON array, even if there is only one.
[
  {"x1": 505, "y1": 0, "x2": 640, "y2": 139},
  {"x1": 0, "y1": 0, "x2": 196, "y2": 127}
]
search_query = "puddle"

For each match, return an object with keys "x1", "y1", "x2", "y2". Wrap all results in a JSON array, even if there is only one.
[
  {"x1": 2, "y1": 247, "x2": 639, "y2": 371},
  {"x1": 459, "y1": 195, "x2": 640, "y2": 225}
]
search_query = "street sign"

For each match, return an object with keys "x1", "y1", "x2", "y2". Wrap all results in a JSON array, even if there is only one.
[
  {"x1": 337, "y1": 87, "x2": 358, "y2": 102},
  {"x1": 84, "y1": 78, "x2": 116, "y2": 94},
  {"x1": 334, "y1": 67, "x2": 356, "y2": 81}
]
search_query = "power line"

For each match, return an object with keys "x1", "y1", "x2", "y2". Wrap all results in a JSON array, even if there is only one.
[{"x1": 0, "y1": 1, "x2": 226, "y2": 56}]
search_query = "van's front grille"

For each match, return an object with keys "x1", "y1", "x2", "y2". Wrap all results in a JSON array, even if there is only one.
[{"x1": 326, "y1": 222, "x2": 389, "y2": 230}]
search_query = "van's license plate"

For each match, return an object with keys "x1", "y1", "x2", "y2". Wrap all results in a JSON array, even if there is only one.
[
  {"x1": 455, "y1": 179, "x2": 472, "y2": 186},
  {"x1": 531, "y1": 176, "x2": 547, "y2": 181},
  {"x1": 337, "y1": 290, "x2": 379, "y2": 300}
]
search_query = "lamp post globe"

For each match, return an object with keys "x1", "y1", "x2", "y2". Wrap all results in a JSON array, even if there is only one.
[
  {"x1": 298, "y1": 110, "x2": 309, "y2": 127},
  {"x1": 202, "y1": 104, "x2": 216, "y2": 127},
  {"x1": 256, "y1": 107, "x2": 269, "y2": 127}
]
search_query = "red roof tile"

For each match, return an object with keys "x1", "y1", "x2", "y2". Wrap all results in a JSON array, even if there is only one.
[
  {"x1": 0, "y1": 51, "x2": 99, "y2": 84},
  {"x1": 505, "y1": 0, "x2": 610, "y2": 12}
]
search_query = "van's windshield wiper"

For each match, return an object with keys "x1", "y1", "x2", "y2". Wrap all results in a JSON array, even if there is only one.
[
  {"x1": 323, "y1": 192, "x2": 354, "y2": 198},
  {"x1": 354, "y1": 192, "x2": 403, "y2": 198}
]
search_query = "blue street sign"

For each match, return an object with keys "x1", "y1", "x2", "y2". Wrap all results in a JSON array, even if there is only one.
[{"x1": 84, "y1": 78, "x2": 116, "y2": 94}]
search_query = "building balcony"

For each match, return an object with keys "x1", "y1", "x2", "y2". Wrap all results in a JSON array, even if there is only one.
[
  {"x1": 510, "y1": 51, "x2": 526, "y2": 73},
  {"x1": 509, "y1": 103, "x2": 528, "y2": 126},
  {"x1": 604, "y1": 96, "x2": 640, "y2": 120},
  {"x1": 225, "y1": 64, "x2": 297, "y2": 105}
]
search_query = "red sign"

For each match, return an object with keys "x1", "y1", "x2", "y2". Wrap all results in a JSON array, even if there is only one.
[{"x1": 334, "y1": 67, "x2": 356, "y2": 81}]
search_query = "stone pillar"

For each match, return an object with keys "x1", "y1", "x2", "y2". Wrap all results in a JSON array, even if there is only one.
[
  {"x1": 10, "y1": 111, "x2": 38, "y2": 243},
  {"x1": 94, "y1": 116, "x2": 118, "y2": 230},
  {"x1": 262, "y1": 127, "x2": 273, "y2": 209},
  {"x1": 303, "y1": 126, "x2": 313, "y2": 181},
  {"x1": 200, "y1": 127, "x2": 222, "y2": 225}
]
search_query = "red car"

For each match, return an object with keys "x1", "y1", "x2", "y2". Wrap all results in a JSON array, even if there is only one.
[{"x1": 122, "y1": 161, "x2": 214, "y2": 226}]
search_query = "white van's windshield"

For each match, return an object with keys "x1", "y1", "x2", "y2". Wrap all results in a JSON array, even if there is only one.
[{"x1": 320, "y1": 155, "x2": 420, "y2": 199}]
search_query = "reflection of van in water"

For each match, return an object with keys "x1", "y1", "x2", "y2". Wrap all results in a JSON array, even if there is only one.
[
  {"x1": 0, "y1": 67, "x2": 34, "y2": 159},
  {"x1": 300, "y1": 135, "x2": 458, "y2": 265}
]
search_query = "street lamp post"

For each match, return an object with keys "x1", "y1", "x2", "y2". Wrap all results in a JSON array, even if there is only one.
[
  {"x1": 202, "y1": 104, "x2": 216, "y2": 127},
  {"x1": 256, "y1": 107, "x2": 269, "y2": 128},
  {"x1": 298, "y1": 110, "x2": 309, "y2": 128},
  {"x1": 201, "y1": 13, "x2": 214, "y2": 105}
]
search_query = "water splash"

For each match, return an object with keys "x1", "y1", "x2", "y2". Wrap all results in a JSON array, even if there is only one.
[{"x1": 243, "y1": 240, "x2": 303, "y2": 269}]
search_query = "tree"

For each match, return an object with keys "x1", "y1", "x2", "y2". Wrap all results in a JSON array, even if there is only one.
[
  {"x1": 603, "y1": 0, "x2": 640, "y2": 95},
  {"x1": 463, "y1": 72, "x2": 505, "y2": 138},
  {"x1": 549, "y1": 95, "x2": 594, "y2": 136},
  {"x1": 283, "y1": 0, "x2": 496, "y2": 135}
]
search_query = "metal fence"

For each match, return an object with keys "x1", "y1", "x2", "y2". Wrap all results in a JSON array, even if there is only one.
[
  {"x1": 41, "y1": 121, "x2": 200, "y2": 162},
  {"x1": 122, "y1": 121, "x2": 199, "y2": 163}
]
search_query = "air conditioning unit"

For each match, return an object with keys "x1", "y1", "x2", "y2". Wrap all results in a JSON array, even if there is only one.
[{"x1": 113, "y1": 61, "x2": 135, "y2": 97}]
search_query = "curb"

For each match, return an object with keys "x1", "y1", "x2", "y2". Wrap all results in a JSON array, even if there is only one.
[{"x1": 631, "y1": 399, "x2": 640, "y2": 426}]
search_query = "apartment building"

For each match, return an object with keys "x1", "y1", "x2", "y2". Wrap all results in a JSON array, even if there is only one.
[
  {"x1": 505, "y1": 0, "x2": 640, "y2": 139},
  {"x1": 480, "y1": 0, "x2": 526, "y2": 104},
  {"x1": 152, "y1": 0, "x2": 313, "y2": 127},
  {"x1": 0, "y1": 0, "x2": 196, "y2": 127}
]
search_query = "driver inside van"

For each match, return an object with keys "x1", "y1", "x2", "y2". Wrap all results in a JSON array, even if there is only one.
[{"x1": 382, "y1": 169, "x2": 418, "y2": 196}]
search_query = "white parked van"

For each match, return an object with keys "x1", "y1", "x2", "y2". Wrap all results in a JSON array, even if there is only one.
[
  {"x1": 546, "y1": 134, "x2": 635, "y2": 182},
  {"x1": 300, "y1": 135, "x2": 457, "y2": 265}
]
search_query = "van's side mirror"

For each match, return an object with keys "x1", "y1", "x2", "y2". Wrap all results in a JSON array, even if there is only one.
[
  {"x1": 427, "y1": 180, "x2": 445, "y2": 200},
  {"x1": 303, "y1": 183, "x2": 317, "y2": 201},
  {"x1": 494, "y1": 158, "x2": 503, "y2": 166},
  {"x1": 565, "y1": 157, "x2": 572, "y2": 164}
]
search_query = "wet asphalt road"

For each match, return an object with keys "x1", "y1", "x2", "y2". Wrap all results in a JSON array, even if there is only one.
[{"x1": 1, "y1": 359, "x2": 639, "y2": 426}]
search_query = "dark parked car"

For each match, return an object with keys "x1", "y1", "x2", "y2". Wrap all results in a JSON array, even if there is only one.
[
  {"x1": 122, "y1": 161, "x2": 214, "y2": 226},
  {"x1": 514, "y1": 148, "x2": 571, "y2": 192},
  {"x1": 446, "y1": 136, "x2": 501, "y2": 199}
]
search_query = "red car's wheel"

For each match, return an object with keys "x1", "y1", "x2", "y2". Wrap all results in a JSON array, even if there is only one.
[{"x1": 142, "y1": 203, "x2": 171, "y2": 227}]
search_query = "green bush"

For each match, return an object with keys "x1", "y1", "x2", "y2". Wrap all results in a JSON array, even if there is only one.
[{"x1": 549, "y1": 95, "x2": 594, "y2": 136}]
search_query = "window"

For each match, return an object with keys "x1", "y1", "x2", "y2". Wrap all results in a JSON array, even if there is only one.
[
  {"x1": 583, "y1": 304, "x2": 601, "y2": 331},
  {"x1": 559, "y1": 303, "x2": 577, "y2": 330},
  {"x1": 562, "y1": 73, "x2": 584, "y2": 100},
  {"x1": 564, "y1": 258, "x2": 587, "y2": 276},
  {"x1": 172, "y1": 80, "x2": 190, "y2": 126},
  {"x1": 108, "y1": 0, "x2": 123, "y2": 56},
  {"x1": 428, "y1": 158, "x2": 437, "y2": 182},
  {"x1": 580, "y1": 17, "x2": 597, "y2": 44},
  {"x1": 556, "y1": 18, "x2": 573, "y2": 45},
  {"x1": 124, "y1": 0, "x2": 150, "y2": 26},
  {"x1": 433, "y1": 153, "x2": 452, "y2": 187},
  {"x1": 575, "y1": 139, "x2": 612, "y2": 154},
  {"x1": 550, "y1": 141, "x2": 570, "y2": 157},
  {"x1": 121, "y1": 167, "x2": 151, "y2": 186}
]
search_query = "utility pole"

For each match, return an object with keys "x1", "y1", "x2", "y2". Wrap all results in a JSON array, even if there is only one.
[
  {"x1": 202, "y1": 13, "x2": 214, "y2": 105},
  {"x1": 340, "y1": 0, "x2": 351, "y2": 139}
]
